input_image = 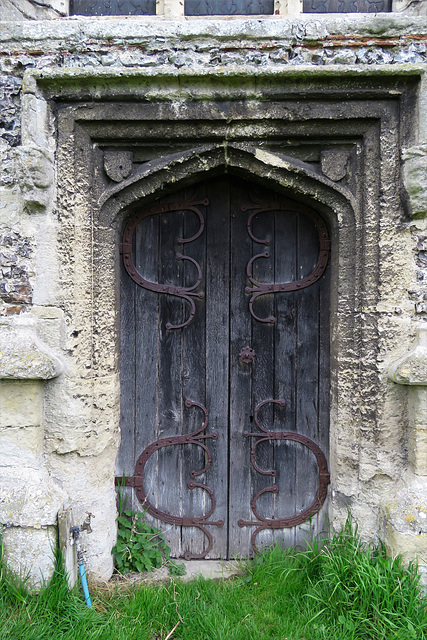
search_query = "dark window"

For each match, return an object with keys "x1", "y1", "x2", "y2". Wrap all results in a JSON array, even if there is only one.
[
  {"x1": 70, "y1": 0, "x2": 156, "y2": 15},
  {"x1": 303, "y1": 0, "x2": 391, "y2": 11},
  {"x1": 185, "y1": 0, "x2": 274, "y2": 15}
]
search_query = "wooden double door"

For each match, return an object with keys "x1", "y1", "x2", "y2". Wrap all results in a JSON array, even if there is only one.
[{"x1": 118, "y1": 175, "x2": 330, "y2": 560}]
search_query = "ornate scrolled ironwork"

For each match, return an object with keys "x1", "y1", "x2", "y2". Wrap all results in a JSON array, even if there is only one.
[
  {"x1": 120, "y1": 195, "x2": 208, "y2": 330},
  {"x1": 116, "y1": 400, "x2": 223, "y2": 560},
  {"x1": 238, "y1": 399, "x2": 330, "y2": 552},
  {"x1": 243, "y1": 197, "x2": 330, "y2": 324}
]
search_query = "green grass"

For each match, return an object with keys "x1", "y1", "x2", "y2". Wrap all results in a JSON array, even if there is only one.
[{"x1": 0, "y1": 520, "x2": 425, "y2": 640}]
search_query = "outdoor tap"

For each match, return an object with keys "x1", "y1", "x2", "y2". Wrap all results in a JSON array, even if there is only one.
[{"x1": 81, "y1": 512, "x2": 94, "y2": 534}]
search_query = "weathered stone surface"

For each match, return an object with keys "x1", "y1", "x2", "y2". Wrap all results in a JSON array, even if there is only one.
[
  {"x1": 43, "y1": 374, "x2": 120, "y2": 456},
  {"x1": 1, "y1": 526, "x2": 57, "y2": 588},
  {"x1": 0, "y1": 318, "x2": 63, "y2": 379},
  {"x1": 402, "y1": 145, "x2": 427, "y2": 220},
  {"x1": 0, "y1": 0, "x2": 66, "y2": 20},
  {"x1": 14, "y1": 145, "x2": 54, "y2": 214},
  {"x1": 0, "y1": 380, "x2": 42, "y2": 428},
  {"x1": 0, "y1": 75, "x2": 21, "y2": 152},
  {"x1": 407, "y1": 385, "x2": 427, "y2": 476},
  {"x1": 320, "y1": 150, "x2": 349, "y2": 182},
  {"x1": 103, "y1": 150, "x2": 133, "y2": 183},
  {"x1": 0, "y1": 424, "x2": 43, "y2": 468},
  {"x1": 0, "y1": 467, "x2": 64, "y2": 527},
  {"x1": 0, "y1": 12, "x2": 426, "y2": 585},
  {"x1": 383, "y1": 480, "x2": 427, "y2": 584},
  {"x1": 0, "y1": 230, "x2": 33, "y2": 314},
  {"x1": 389, "y1": 326, "x2": 427, "y2": 385}
]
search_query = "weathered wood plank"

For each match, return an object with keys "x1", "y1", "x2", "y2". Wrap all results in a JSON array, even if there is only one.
[
  {"x1": 250, "y1": 197, "x2": 276, "y2": 551},
  {"x1": 294, "y1": 211, "x2": 322, "y2": 549},
  {"x1": 117, "y1": 229, "x2": 136, "y2": 511},
  {"x1": 134, "y1": 214, "x2": 160, "y2": 521},
  {"x1": 205, "y1": 176, "x2": 230, "y2": 558},
  {"x1": 153, "y1": 205, "x2": 185, "y2": 556},
  {"x1": 273, "y1": 204, "x2": 298, "y2": 548},
  {"x1": 58, "y1": 507, "x2": 78, "y2": 589},
  {"x1": 181, "y1": 185, "x2": 209, "y2": 558},
  {"x1": 228, "y1": 178, "x2": 254, "y2": 556}
]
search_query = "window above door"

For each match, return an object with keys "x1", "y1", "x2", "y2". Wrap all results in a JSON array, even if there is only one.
[{"x1": 69, "y1": 0, "x2": 397, "y2": 17}]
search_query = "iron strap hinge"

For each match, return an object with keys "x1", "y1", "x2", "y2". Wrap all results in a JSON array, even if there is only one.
[
  {"x1": 119, "y1": 242, "x2": 132, "y2": 255},
  {"x1": 115, "y1": 475, "x2": 144, "y2": 487}
]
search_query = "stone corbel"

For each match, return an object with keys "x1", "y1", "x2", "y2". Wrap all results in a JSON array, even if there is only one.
[
  {"x1": 386, "y1": 326, "x2": 427, "y2": 583},
  {"x1": 402, "y1": 145, "x2": 427, "y2": 220},
  {"x1": 0, "y1": 317, "x2": 62, "y2": 380},
  {"x1": 389, "y1": 325, "x2": 427, "y2": 475},
  {"x1": 0, "y1": 318, "x2": 64, "y2": 587},
  {"x1": 14, "y1": 145, "x2": 54, "y2": 215}
]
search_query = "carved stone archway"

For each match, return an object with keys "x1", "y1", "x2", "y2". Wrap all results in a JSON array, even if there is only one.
[{"x1": 13, "y1": 65, "x2": 415, "y2": 580}]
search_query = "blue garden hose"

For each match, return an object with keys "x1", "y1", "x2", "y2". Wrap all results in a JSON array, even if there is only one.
[
  {"x1": 71, "y1": 523, "x2": 92, "y2": 608},
  {"x1": 78, "y1": 561, "x2": 92, "y2": 607}
]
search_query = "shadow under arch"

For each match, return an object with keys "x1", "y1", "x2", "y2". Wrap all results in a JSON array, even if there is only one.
[{"x1": 98, "y1": 143, "x2": 356, "y2": 235}]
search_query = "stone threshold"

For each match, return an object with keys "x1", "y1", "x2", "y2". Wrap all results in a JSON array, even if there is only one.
[{"x1": 110, "y1": 560, "x2": 244, "y2": 585}]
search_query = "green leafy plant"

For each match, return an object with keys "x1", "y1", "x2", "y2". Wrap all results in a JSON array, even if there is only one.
[{"x1": 112, "y1": 476, "x2": 186, "y2": 576}]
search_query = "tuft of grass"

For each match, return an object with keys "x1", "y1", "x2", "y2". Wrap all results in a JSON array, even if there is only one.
[
  {"x1": 245, "y1": 519, "x2": 426, "y2": 639},
  {"x1": 0, "y1": 518, "x2": 425, "y2": 640}
]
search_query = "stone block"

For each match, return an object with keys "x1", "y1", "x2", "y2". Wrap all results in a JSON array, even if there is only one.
[
  {"x1": 0, "y1": 317, "x2": 63, "y2": 380},
  {"x1": 2, "y1": 526, "x2": 57, "y2": 589},
  {"x1": 0, "y1": 467, "x2": 64, "y2": 527},
  {"x1": 0, "y1": 380, "x2": 43, "y2": 428},
  {"x1": 0, "y1": 425, "x2": 43, "y2": 467},
  {"x1": 44, "y1": 374, "x2": 120, "y2": 457},
  {"x1": 402, "y1": 146, "x2": 427, "y2": 220},
  {"x1": 383, "y1": 481, "x2": 427, "y2": 585},
  {"x1": 389, "y1": 326, "x2": 427, "y2": 385},
  {"x1": 0, "y1": 189, "x2": 23, "y2": 236},
  {"x1": 14, "y1": 146, "x2": 54, "y2": 215}
]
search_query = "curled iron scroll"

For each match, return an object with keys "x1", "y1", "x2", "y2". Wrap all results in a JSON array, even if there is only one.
[
  {"x1": 238, "y1": 399, "x2": 330, "y2": 553},
  {"x1": 120, "y1": 196, "x2": 208, "y2": 330},
  {"x1": 243, "y1": 198, "x2": 330, "y2": 324},
  {"x1": 115, "y1": 400, "x2": 223, "y2": 560}
]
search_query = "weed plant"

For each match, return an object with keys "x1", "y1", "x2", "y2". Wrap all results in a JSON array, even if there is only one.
[
  {"x1": 0, "y1": 518, "x2": 425, "y2": 640},
  {"x1": 112, "y1": 477, "x2": 186, "y2": 576}
]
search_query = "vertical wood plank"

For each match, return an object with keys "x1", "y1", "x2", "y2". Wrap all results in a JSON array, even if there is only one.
[
  {"x1": 273, "y1": 205, "x2": 298, "y2": 549},
  {"x1": 58, "y1": 508, "x2": 78, "y2": 589},
  {"x1": 294, "y1": 212, "x2": 322, "y2": 549},
  {"x1": 317, "y1": 257, "x2": 331, "y2": 542},
  {"x1": 250, "y1": 194, "x2": 276, "y2": 551},
  {"x1": 228, "y1": 178, "x2": 255, "y2": 557},
  {"x1": 156, "y1": 205, "x2": 185, "y2": 556},
  {"x1": 181, "y1": 185, "x2": 209, "y2": 558},
  {"x1": 117, "y1": 232, "x2": 136, "y2": 513},
  {"x1": 134, "y1": 215, "x2": 160, "y2": 521},
  {"x1": 205, "y1": 176, "x2": 230, "y2": 558}
]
